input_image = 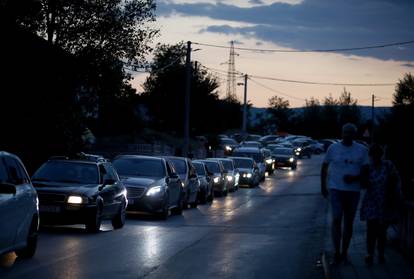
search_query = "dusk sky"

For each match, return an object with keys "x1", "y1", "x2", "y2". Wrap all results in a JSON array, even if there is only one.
[{"x1": 130, "y1": 0, "x2": 414, "y2": 108}]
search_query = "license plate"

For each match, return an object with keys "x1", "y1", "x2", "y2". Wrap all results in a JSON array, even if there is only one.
[{"x1": 40, "y1": 205, "x2": 61, "y2": 213}]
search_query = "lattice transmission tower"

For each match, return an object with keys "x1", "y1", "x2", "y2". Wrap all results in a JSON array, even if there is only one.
[{"x1": 226, "y1": 41, "x2": 238, "y2": 99}]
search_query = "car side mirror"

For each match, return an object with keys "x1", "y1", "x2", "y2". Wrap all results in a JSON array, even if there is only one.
[
  {"x1": 100, "y1": 178, "x2": 115, "y2": 190},
  {"x1": 0, "y1": 182, "x2": 16, "y2": 194}
]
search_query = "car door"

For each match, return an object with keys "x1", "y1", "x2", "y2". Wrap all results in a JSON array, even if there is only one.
[
  {"x1": 187, "y1": 161, "x2": 199, "y2": 200},
  {"x1": 104, "y1": 163, "x2": 124, "y2": 214},
  {"x1": 0, "y1": 156, "x2": 17, "y2": 253},
  {"x1": 165, "y1": 161, "x2": 180, "y2": 205},
  {"x1": 98, "y1": 164, "x2": 117, "y2": 217}
]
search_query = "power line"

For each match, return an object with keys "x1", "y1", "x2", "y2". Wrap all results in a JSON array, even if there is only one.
[
  {"x1": 248, "y1": 77, "x2": 307, "y2": 101},
  {"x1": 249, "y1": 74, "x2": 395, "y2": 87},
  {"x1": 193, "y1": 40, "x2": 414, "y2": 53}
]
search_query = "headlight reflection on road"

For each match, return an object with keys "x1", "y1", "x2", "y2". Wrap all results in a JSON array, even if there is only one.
[{"x1": 142, "y1": 227, "x2": 161, "y2": 260}]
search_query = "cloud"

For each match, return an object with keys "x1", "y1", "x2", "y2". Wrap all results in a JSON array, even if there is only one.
[{"x1": 157, "y1": 0, "x2": 414, "y2": 61}]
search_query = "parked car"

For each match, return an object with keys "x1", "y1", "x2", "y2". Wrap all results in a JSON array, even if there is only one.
[
  {"x1": 262, "y1": 148, "x2": 275, "y2": 174},
  {"x1": 165, "y1": 157, "x2": 200, "y2": 209},
  {"x1": 229, "y1": 157, "x2": 260, "y2": 187},
  {"x1": 209, "y1": 158, "x2": 238, "y2": 192},
  {"x1": 271, "y1": 148, "x2": 297, "y2": 170},
  {"x1": 192, "y1": 161, "x2": 214, "y2": 203},
  {"x1": 318, "y1": 139, "x2": 337, "y2": 152},
  {"x1": 112, "y1": 155, "x2": 184, "y2": 219},
  {"x1": 232, "y1": 147, "x2": 266, "y2": 181},
  {"x1": 196, "y1": 159, "x2": 227, "y2": 196},
  {"x1": 32, "y1": 154, "x2": 127, "y2": 232},
  {"x1": 0, "y1": 151, "x2": 39, "y2": 258},
  {"x1": 307, "y1": 140, "x2": 324, "y2": 154}
]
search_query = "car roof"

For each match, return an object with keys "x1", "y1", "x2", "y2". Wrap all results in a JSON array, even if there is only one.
[
  {"x1": 233, "y1": 147, "x2": 261, "y2": 152},
  {"x1": 115, "y1": 154, "x2": 163, "y2": 161}
]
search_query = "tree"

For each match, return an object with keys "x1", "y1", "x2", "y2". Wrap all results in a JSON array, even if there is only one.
[
  {"x1": 320, "y1": 94, "x2": 340, "y2": 138},
  {"x1": 301, "y1": 97, "x2": 322, "y2": 138},
  {"x1": 267, "y1": 95, "x2": 290, "y2": 133},
  {"x1": 337, "y1": 88, "x2": 361, "y2": 126},
  {"x1": 393, "y1": 73, "x2": 414, "y2": 106},
  {"x1": 142, "y1": 43, "x2": 234, "y2": 135}
]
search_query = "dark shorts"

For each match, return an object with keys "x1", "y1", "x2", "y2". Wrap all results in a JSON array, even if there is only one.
[{"x1": 330, "y1": 189, "x2": 360, "y2": 220}]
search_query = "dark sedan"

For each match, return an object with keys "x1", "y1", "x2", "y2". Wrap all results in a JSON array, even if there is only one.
[
  {"x1": 196, "y1": 160, "x2": 227, "y2": 196},
  {"x1": 229, "y1": 157, "x2": 260, "y2": 188},
  {"x1": 112, "y1": 155, "x2": 184, "y2": 219},
  {"x1": 192, "y1": 161, "x2": 214, "y2": 203},
  {"x1": 32, "y1": 155, "x2": 127, "y2": 232},
  {"x1": 271, "y1": 148, "x2": 297, "y2": 170}
]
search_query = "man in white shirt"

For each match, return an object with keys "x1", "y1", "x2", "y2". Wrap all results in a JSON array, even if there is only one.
[{"x1": 321, "y1": 123, "x2": 369, "y2": 264}]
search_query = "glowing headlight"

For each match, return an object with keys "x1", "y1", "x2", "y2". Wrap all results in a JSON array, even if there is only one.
[
  {"x1": 246, "y1": 173, "x2": 252, "y2": 178},
  {"x1": 225, "y1": 146, "x2": 232, "y2": 151},
  {"x1": 296, "y1": 148, "x2": 302, "y2": 152},
  {"x1": 146, "y1": 186, "x2": 162, "y2": 196},
  {"x1": 213, "y1": 177, "x2": 220, "y2": 183},
  {"x1": 181, "y1": 182, "x2": 185, "y2": 187},
  {"x1": 67, "y1": 196, "x2": 84, "y2": 204},
  {"x1": 266, "y1": 159, "x2": 273, "y2": 164},
  {"x1": 227, "y1": 175, "x2": 233, "y2": 182},
  {"x1": 289, "y1": 157, "x2": 294, "y2": 162}
]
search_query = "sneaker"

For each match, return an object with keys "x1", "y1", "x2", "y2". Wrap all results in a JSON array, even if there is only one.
[{"x1": 364, "y1": 255, "x2": 373, "y2": 265}]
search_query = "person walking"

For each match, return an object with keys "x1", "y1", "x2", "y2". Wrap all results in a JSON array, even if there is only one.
[
  {"x1": 360, "y1": 143, "x2": 401, "y2": 265},
  {"x1": 321, "y1": 123, "x2": 369, "y2": 264}
]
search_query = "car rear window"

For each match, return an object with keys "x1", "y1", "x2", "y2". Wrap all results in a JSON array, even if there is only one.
[{"x1": 232, "y1": 158, "x2": 253, "y2": 169}]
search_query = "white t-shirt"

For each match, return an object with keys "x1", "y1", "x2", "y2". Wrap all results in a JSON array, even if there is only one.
[{"x1": 324, "y1": 141, "x2": 369, "y2": 192}]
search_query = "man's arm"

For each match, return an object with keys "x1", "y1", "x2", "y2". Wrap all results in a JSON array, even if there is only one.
[{"x1": 321, "y1": 162, "x2": 329, "y2": 198}]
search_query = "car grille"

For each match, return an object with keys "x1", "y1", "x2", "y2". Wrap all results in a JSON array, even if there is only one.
[
  {"x1": 37, "y1": 193, "x2": 66, "y2": 204},
  {"x1": 126, "y1": 187, "x2": 145, "y2": 198}
]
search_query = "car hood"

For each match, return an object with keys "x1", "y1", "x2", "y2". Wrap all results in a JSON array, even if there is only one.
[
  {"x1": 273, "y1": 155, "x2": 292, "y2": 160},
  {"x1": 120, "y1": 176, "x2": 163, "y2": 188},
  {"x1": 237, "y1": 168, "x2": 253, "y2": 173},
  {"x1": 33, "y1": 181, "x2": 98, "y2": 196}
]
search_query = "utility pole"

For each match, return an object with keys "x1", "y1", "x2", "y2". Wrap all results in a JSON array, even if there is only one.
[
  {"x1": 371, "y1": 94, "x2": 375, "y2": 143},
  {"x1": 242, "y1": 74, "x2": 248, "y2": 133},
  {"x1": 183, "y1": 41, "x2": 191, "y2": 157}
]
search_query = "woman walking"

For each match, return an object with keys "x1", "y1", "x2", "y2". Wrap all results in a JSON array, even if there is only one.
[{"x1": 360, "y1": 143, "x2": 401, "y2": 265}]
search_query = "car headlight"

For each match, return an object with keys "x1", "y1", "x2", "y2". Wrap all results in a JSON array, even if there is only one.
[
  {"x1": 146, "y1": 186, "x2": 163, "y2": 196},
  {"x1": 266, "y1": 159, "x2": 273, "y2": 164},
  {"x1": 225, "y1": 146, "x2": 232, "y2": 151},
  {"x1": 213, "y1": 177, "x2": 220, "y2": 183},
  {"x1": 67, "y1": 195, "x2": 85, "y2": 204},
  {"x1": 289, "y1": 157, "x2": 294, "y2": 162},
  {"x1": 227, "y1": 175, "x2": 233, "y2": 182},
  {"x1": 246, "y1": 173, "x2": 252, "y2": 178},
  {"x1": 296, "y1": 148, "x2": 302, "y2": 152}
]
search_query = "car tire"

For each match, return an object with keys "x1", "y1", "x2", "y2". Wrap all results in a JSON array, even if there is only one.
[
  {"x1": 199, "y1": 190, "x2": 207, "y2": 204},
  {"x1": 86, "y1": 204, "x2": 102, "y2": 233},
  {"x1": 190, "y1": 197, "x2": 198, "y2": 208},
  {"x1": 16, "y1": 217, "x2": 38, "y2": 258},
  {"x1": 207, "y1": 188, "x2": 214, "y2": 202},
  {"x1": 112, "y1": 199, "x2": 126, "y2": 229},
  {"x1": 291, "y1": 165, "x2": 297, "y2": 170},
  {"x1": 182, "y1": 190, "x2": 189, "y2": 210},
  {"x1": 158, "y1": 199, "x2": 169, "y2": 220},
  {"x1": 223, "y1": 189, "x2": 228, "y2": 196},
  {"x1": 172, "y1": 193, "x2": 184, "y2": 215}
]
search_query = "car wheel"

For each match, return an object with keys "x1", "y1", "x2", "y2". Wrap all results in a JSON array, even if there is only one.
[
  {"x1": 223, "y1": 189, "x2": 228, "y2": 196},
  {"x1": 190, "y1": 197, "x2": 198, "y2": 208},
  {"x1": 199, "y1": 190, "x2": 207, "y2": 204},
  {"x1": 16, "y1": 217, "x2": 38, "y2": 258},
  {"x1": 182, "y1": 190, "x2": 189, "y2": 209},
  {"x1": 112, "y1": 199, "x2": 126, "y2": 229},
  {"x1": 207, "y1": 188, "x2": 214, "y2": 202},
  {"x1": 158, "y1": 199, "x2": 169, "y2": 220},
  {"x1": 86, "y1": 204, "x2": 102, "y2": 233},
  {"x1": 291, "y1": 165, "x2": 297, "y2": 170},
  {"x1": 172, "y1": 192, "x2": 184, "y2": 215}
]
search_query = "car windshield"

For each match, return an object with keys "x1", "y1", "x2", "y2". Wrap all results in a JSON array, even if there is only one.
[
  {"x1": 232, "y1": 152, "x2": 263, "y2": 163},
  {"x1": 220, "y1": 160, "x2": 234, "y2": 171},
  {"x1": 203, "y1": 161, "x2": 220, "y2": 173},
  {"x1": 113, "y1": 158, "x2": 165, "y2": 178},
  {"x1": 32, "y1": 161, "x2": 99, "y2": 184},
  {"x1": 193, "y1": 163, "x2": 206, "y2": 176},
  {"x1": 232, "y1": 158, "x2": 253, "y2": 169},
  {"x1": 169, "y1": 158, "x2": 187, "y2": 175},
  {"x1": 221, "y1": 139, "x2": 237, "y2": 145},
  {"x1": 273, "y1": 148, "x2": 293, "y2": 155}
]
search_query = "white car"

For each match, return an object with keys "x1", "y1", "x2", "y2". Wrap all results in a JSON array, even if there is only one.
[{"x1": 0, "y1": 151, "x2": 39, "y2": 258}]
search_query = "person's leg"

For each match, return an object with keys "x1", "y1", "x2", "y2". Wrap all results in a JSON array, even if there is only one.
[
  {"x1": 377, "y1": 223, "x2": 388, "y2": 263},
  {"x1": 330, "y1": 189, "x2": 344, "y2": 262},
  {"x1": 341, "y1": 191, "x2": 360, "y2": 261},
  {"x1": 365, "y1": 220, "x2": 377, "y2": 265}
]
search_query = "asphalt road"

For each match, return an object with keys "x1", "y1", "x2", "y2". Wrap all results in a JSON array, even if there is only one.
[{"x1": 0, "y1": 155, "x2": 328, "y2": 279}]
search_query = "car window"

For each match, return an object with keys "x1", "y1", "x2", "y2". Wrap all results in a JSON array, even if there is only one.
[
  {"x1": 4, "y1": 156, "x2": 27, "y2": 185},
  {"x1": 220, "y1": 160, "x2": 234, "y2": 171},
  {"x1": 169, "y1": 158, "x2": 187, "y2": 175},
  {"x1": 165, "y1": 161, "x2": 175, "y2": 177},
  {"x1": 112, "y1": 158, "x2": 166, "y2": 178},
  {"x1": 104, "y1": 163, "x2": 119, "y2": 181},
  {"x1": 203, "y1": 161, "x2": 220, "y2": 173},
  {"x1": 32, "y1": 161, "x2": 99, "y2": 184},
  {"x1": 193, "y1": 163, "x2": 206, "y2": 176},
  {"x1": 0, "y1": 158, "x2": 9, "y2": 182}
]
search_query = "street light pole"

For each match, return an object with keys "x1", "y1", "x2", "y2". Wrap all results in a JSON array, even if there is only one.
[
  {"x1": 242, "y1": 74, "x2": 248, "y2": 133},
  {"x1": 183, "y1": 41, "x2": 192, "y2": 157}
]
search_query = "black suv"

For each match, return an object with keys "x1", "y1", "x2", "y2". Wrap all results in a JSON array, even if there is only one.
[{"x1": 32, "y1": 153, "x2": 127, "y2": 233}]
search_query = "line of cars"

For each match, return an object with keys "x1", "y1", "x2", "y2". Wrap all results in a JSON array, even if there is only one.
[{"x1": 0, "y1": 150, "x2": 267, "y2": 259}]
